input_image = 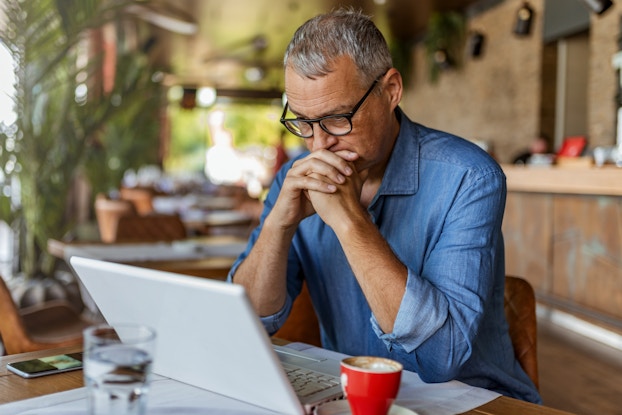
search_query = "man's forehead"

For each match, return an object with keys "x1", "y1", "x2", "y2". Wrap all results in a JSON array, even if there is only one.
[
  {"x1": 285, "y1": 85, "x2": 355, "y2": 118},
  {"x1": 285, "y1": 69, "x2": 360, "y2": 98},
  {"x1": 284, "y1": 56, "x2": 359, "y2": 88}
]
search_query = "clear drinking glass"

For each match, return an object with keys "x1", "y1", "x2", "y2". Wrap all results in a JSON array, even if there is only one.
[{"x1": 83, "y1": 324, "x2": 157, "y2": 415}]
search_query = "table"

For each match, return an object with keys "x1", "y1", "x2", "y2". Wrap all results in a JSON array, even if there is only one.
[
  {"x1": 0, "y1": 346, "x2": 576, "y2": 415},
  {"x1": 152, "y1": 195, "x2": 237, "y2": 213},
  {"x1": 48, "y1": 235, "x2": 248, "y2": 279}
]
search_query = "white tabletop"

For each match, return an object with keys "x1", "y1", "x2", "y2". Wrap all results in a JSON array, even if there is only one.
[{"x1": 63, "y1": 240, "x2": 247, "y2": 263}]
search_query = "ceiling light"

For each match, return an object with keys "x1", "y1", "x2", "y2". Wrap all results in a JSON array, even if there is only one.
[
  {"x1": 167, "y1": 85, "x2": 183, "y2": 102},
  {"x1": 245, "y1": 67, "x2": 265, "y2": 83},
  {"x1": 197, "y1": 87, "x2": 217, "y2": 107}
]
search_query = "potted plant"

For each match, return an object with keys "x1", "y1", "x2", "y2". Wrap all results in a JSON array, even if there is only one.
[
  {"x1": 424, "y1": 11, "x2": 467, "y2": 83},
  {"x1": 0, "y1": 0, "x2": 162, "y2": 306}
]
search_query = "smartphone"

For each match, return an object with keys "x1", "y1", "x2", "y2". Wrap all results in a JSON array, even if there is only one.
[{"x1": 6, "y1": 352, "x2": 83, "y2": 378}]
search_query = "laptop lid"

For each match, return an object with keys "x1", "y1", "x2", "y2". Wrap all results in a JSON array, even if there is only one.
[{"x1": 70, "y1": 256, "x2": 307, "y2": 415}]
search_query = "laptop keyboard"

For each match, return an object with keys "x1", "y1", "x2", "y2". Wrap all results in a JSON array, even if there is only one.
[{"x1": 282, "y1": 362, "x2": 341, "y2": 397}]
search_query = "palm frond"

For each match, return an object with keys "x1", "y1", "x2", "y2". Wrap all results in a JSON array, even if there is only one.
[{"x1": 1, "y1": 0, "x2": 164, "y2": 277}]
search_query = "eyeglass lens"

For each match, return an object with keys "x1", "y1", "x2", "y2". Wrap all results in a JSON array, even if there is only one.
[{"x1": 284, "y1": 115, "x2": 352, "y2": 138}]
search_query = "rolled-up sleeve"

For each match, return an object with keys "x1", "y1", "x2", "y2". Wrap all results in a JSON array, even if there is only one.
[
  {"x1": 371, "y1": 168, "x2": 506, "y2": 382},
  {"x1": 371, "y1": 268, "x2": 449, "y2": 352}
]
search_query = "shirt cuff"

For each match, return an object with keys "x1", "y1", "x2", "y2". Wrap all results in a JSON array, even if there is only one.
[
  {"x1": 371, "y1": 269, "x2": 448, "y2": 353},
  {"x1": 259, "y1": 295, "x2": 293, "y2": 335}
]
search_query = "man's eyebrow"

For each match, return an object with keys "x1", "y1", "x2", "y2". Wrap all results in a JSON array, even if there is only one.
[{"x1": 288, "y1": 103, "x2": 351, "y2": 119}]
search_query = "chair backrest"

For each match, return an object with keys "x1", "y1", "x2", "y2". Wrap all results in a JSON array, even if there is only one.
[
  {"x1": 119, "y1": 187, "x2": 155, "y2": 215},
  {"x1": 114, "y1": 214, "x2": 187, "y2": 242},
  {"x1": 94, "y1": 193, "x2": 137, "y2": 243},
  {"x1": 0, "y1": 276, "x2": 32, "y2": 354},
  {"x1": 504, "y1": 275, "x2": 539, "y2": 390},
  {"x1": 0, "y1": 276, "x2": 85, "y2": 354}
]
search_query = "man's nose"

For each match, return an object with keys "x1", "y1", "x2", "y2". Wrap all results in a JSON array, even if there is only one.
[{"x1": 310, "y1": 125, "x2": 339, "y2": 151}]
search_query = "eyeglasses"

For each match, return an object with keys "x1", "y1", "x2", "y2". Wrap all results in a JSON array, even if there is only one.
[{"x1": 280, "y1": 75, "x2": 383, "y2": 139}]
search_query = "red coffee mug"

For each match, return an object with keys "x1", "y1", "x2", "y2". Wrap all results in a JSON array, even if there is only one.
[{"x1": 340, "y1": 356, "x2": 403, "y2": 415}]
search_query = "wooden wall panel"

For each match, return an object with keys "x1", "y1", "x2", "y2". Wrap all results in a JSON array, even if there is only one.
[
  {"x1": 504, "y1": 189, "x2": 622, "y2": 329},
  {"x1": 551, "y1": 196, "x2": 622, "y2": 320},
  {"x1": 503, "y1": 192, "x2": 552, "y2": 292}
]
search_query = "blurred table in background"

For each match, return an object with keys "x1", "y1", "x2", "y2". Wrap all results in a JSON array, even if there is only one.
[
  {"x1": 152, "y1": 194, "x2": 237, "y2": 213},
  {"x1": 48, "y1": 236, "x2": 247, "y2": 280},
  {"x1": 152, "y1": 194, "x2": 257, "y2": 237}
]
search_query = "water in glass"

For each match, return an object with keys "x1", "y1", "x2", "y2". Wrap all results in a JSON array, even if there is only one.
[{"x1": 85, "y1": 344, "x2": 153, "y2": 415}]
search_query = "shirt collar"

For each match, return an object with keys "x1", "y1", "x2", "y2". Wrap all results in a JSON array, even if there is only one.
[{"x1": 377, "y1": 107, "x2": 419, "y2": 196}]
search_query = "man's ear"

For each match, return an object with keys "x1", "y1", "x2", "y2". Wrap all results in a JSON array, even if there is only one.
[{"x1": 383, "y1": 68, "x2": 403, "y2": 110}]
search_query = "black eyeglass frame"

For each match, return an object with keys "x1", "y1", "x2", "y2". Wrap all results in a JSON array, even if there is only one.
[{"x1": 280, "y1": 74, "x2": 384, "y2": 139}]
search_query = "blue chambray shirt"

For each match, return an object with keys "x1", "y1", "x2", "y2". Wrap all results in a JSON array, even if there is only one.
[{"x1": 228, "y1": 108, "x2": 541, "y2": 404}]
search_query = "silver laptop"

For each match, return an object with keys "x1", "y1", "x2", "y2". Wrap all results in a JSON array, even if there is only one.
[{"x1": 70, "y1": 256, "x2": 343, "y2": 415}]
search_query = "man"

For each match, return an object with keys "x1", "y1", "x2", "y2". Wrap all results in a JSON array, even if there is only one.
[
  {"x1": 228, "y1": 9, "x2": 541, "y2": 404},
  {"x1": 512, "y1": 135, "x2": 549, "y2": 165}
]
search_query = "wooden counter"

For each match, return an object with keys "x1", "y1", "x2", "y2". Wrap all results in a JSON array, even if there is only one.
[{"x1": 501, "y1": 165, "x2": 622, "y2": 334}]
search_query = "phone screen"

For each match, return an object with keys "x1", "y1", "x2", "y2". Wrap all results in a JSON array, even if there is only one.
[{"x1": 7, "y1": 352, "x2": 83, "y2": 378}]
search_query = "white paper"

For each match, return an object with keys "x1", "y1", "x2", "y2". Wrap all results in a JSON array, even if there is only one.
[{"x1": 285, "y1": 343, "x2": 500, "y2": 415}]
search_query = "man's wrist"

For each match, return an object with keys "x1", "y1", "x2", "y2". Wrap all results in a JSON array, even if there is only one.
[
  {"x1": 263, "y1": 211, "x2": 299, "y2": 240},
  {"x1": 332, "y1": 207, "x2": 374, "y2": 238}
]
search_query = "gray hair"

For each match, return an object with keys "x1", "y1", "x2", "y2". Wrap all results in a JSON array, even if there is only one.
[{"x1": 283, "y1": 8, "x2": 393, "y2": 86}]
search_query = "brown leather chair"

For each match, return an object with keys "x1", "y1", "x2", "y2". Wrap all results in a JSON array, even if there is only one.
[
  {"x1": 504, "y1": 275, "x2": 539, "y2": 390},
  {"x1": 114, "y1": 213, "x2": 187, "y2": 242},
  {"x1": 119, "y1": 187, "x2": 155, "y2": 215},
  {"x1": 94, "y1": 193, "x2": 137, "y2": 243},
  {"x1": 0, "y1": 276, "x2": 94, "y2": 355}
]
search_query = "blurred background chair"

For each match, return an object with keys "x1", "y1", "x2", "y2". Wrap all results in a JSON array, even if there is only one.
[
  {"x1": 114, "y1": 213, "x2": 187, "y2": 242},
  {"x1": 504, "y1": 275, "x2": 539, "y2": 390},
  {"x1": 94, "y1": 193, "x2": 137, "y2": 243},
  {"x1": 0, "y1": 275, "x2": 94, "y2": 355},
  {"x1": 119, "y1": 186, "x2": 155, "y2": 215}
]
